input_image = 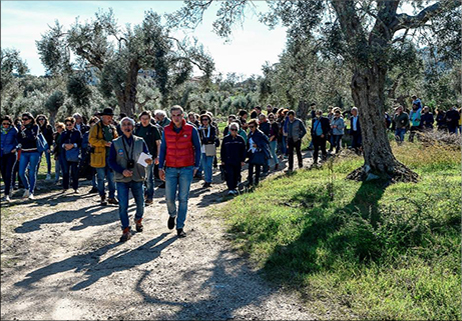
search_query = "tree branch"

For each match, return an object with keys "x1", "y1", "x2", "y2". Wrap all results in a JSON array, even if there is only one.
[{"x1": 391, "y1": 0, "x2": 462, "y2": 32}]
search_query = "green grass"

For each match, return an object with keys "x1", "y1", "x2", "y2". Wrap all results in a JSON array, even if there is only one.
[{"x1": 221, "y1": 141, "x2": 461, "y2": 320}]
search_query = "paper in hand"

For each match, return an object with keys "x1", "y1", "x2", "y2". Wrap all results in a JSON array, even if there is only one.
[{"x1": 137, "y1": 152, "x2": 152, "y2": 167}]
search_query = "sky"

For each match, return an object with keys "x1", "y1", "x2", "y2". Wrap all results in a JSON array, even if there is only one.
[{"x1": 1, "y1": 1, "x2": 288, "y2": 78}]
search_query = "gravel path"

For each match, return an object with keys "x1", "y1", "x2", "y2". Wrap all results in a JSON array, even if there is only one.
[{"x1": 1, "y1": 153, "x2": 321, "y2": 320}]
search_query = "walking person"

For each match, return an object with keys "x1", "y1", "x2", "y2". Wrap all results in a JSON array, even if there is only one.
[
  {"x1": 1, "y1": 116, "x2": 18, "y2": 202},
  {"x1": 81, "y1": 117, "x2": 99, "y2": 193},
  {"x1": 247, "y1": 119, "x2": 270, "y2": 186},
  {"x1": 60, "y1": 117, "x2": 82, "y2": 193},
  {"x1": 392, "y1": 106, "x2": 409, "y2": 144},
  {"x1": 420, "y1": 106, "x2": 434, "y2": 131},
  {"x1": 330, "y1": 109, "x2": 345, "y2": 153},
  {"x1": 108, "y1": 117, "x2": 153, "y2": 242},
  {"x1": 258, "y1": 113, "x2": 271, "y2": 174},
  {"x1": 221, "y1": 122, "x2": 246, "y2": 195},
  {"x1": 349, "y1": 107, "x2": 362, "y2": 154},
  {"x1": 159, "y1": 105, "x2": 201, "y2": 238},
  {"x1": 17, "y1": 113, "x2": 41, "y2": 200},
  {"x1": 435, "y1": 108, "x2": 447, "y2": 131},
  {"x1": 36, "y1": 114, "x2": 54, "y2": 180},
  {"x1": 89, "y1": 107, "x2": 119, "y2": 206},
  {"x1": 285, "y1": 110, "x2": 307, "y2": 171},
  {"x1": 268, "y1": 113, "x2": 280, "y2": 170},
  {"x1": 53, "y1": 122, "x2": 65, "y2": 185},
  {"x1": 445, "y1": 105, "x2": 460, "y2": 134},
  {"x1": 198, "y1": 112, "x2": 217, "y2": 188},
  {"x1": 311, "y1": 110, "x2": 330, "y2": 165},
  {"x1": 11, "y1": 118, "x2": 23, "y2": 190},
  {"x1": 154, "y1": 110, "x2": 171, "y2": 128},
  {"x1": 408, "y1": 103, "x2": 422, "y2": 142},
  {"x1": 134, "y1": 111, "x2": 161, "y2": 204},
  {"x1": 73, "y1": 113, "x2": 90, "y2": 134}
]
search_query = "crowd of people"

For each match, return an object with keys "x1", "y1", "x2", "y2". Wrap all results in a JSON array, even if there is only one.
[{"x1": 1, "y1": 98, "x2": 460, "y2": 242}]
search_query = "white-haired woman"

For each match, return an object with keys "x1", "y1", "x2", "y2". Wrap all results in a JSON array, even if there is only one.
[
  {"x1": 154, "y1": 110, "x2": 171, "y2": 128},
  {"x1": 221, "y1": 122, "x2": 246, "y2": 195}
]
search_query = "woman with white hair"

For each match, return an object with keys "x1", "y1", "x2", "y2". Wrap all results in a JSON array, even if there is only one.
[
  {"x1": 154, "y1": 110, "x2": 171, "y2": 128},
  {"x1": 221, "y1": 122, "x2": 246, "y2": 195}
]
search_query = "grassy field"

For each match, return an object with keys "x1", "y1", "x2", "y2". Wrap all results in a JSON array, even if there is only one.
[{"x1": 221, "y1": 140, "x2": 461, "y2": 320}]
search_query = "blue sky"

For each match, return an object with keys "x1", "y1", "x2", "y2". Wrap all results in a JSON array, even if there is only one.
[{"x1": 1, "y1": 1, "x2": 288, "y2": 78}]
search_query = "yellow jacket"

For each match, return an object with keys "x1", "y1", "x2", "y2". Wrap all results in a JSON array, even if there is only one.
[{"x1": 89, "y1": 122, "x2": 118, "y2": 168}]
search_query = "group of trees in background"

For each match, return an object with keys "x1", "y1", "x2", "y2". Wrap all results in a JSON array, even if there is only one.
[{"x1": 1, "y1": 1, "x2": 461, "y2": 181}]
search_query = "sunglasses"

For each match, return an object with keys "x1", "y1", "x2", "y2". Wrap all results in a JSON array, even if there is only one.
[
  {"x1": 65, "y1": 123, "x2": 73, "y2": 127},
  {"x1": 38, "y1": 118, "x2": 45, "y2": 121},
  {"x1": 248, "y1": 125, "x2": 255, "y2": 129},
  {"x1": 22, "y1": 118, "x2": 30, "y2": 121},
  {"x1": 2, "y1": 122, "x2": 11, "y2": 126},
  {"x1": 230, "y1": 128, "x2": 237, "y2": 131},
  {"x1": 201, "y1": 118, "x2": 209, "y2": 121}
]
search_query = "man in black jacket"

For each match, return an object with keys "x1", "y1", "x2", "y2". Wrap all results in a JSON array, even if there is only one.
[
  {"x1": 221, "y1": 122, "x2": 246, "y2": 195},
  {"x1": 445, "y1": 106, "x2": 460, "y2": 134},
  {"x1": 349, "y1": 107, "x2": 362, "y2": 154},
  {"x1": 311, "y1": 110, "x2": 330, "y2": 165},
  {"x1": 420, "y1": 106, "x2": 434, "y2": 130},
  {"x1": 134, "y1": 110, "x2": 161, "y2": 204}
]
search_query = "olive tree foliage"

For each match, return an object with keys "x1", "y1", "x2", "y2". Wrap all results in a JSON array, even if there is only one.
[
  {"x1": 169, "y1": 0, "x2": 461, "y2": 181},
  {"x1": 1, "y1": 48, "x2": 29, "y2": 92},
  {"x1": 36, "y1": 9, "x2": 214, "y2": 116}
]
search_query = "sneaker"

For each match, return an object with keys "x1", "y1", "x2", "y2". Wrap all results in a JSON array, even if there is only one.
[
  {"x1": 232, "y1": 189, "x2": 239, "y2": 195},
  {"x1": 119, "y1": 228, "x2": 131, "y2": 242},
  {"x1": 107, "y1": 197, "x2": 119, "y2": 205},
  {"x1": 135, "y1": 218, "x2": 143, "y2": 232},
  {"x1": 74, "y1": 189, "x2": 80, "y2": 194},
  {"x1": 5, "y1": 195, "x2": 11, "y2": 202},
  {"x1": 203, "y1": 182, "x2": 211, "y2": 188},
  {"x1": 168, "y1": 216, "x2": 175, "y2": 230},
  {"x1": 100, "y1": 196, "x2": 107, "y2": 206},
  {"x1": 28, "y1": 193, "x2": 35, "y2": 200},
  {"x1": 145, "y1": 199, "x2": 153, "y2": 205},
  {"x1": 227, "y1": 190, "x2": 234, "y2": 196},
  {"x1": 22, "y1": 190, "x2": 30, "y2": 199},
  {"x1": 299, "y1": 163, "x2": 303, "y2": 169},
  {"x1": 177, "y1": 228, "x2": 186, "y2": 238},
  {"x1": 46, "y1": 173, "x2": 51, "y2": 181},
  {"x1": 88, "y1": 187, "x2": 98, "y2": 194},
  {"x1": 274, "y1": 164, "x2": 279, "y2": 170},
  {"x1": 158, "y1": 182, "x2": 166, "y2": 189}
]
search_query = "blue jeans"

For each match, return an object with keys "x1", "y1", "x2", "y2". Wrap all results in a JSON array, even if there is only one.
[
  {"x1": 55, "y1": 159, "x2": 61, "y2": 182},
  {"x1": 165, "y1": 166, "x2": 194, "y2": 229},
  {"x1": 117, "y1": 181, "x2": 144, "y2": 230},
  {"x1": 19, "y1": 151, "x2": 40, "y2": 193},
  {"x1": 61, "y1": 155, "x2": 79, "y2": 190},
  {"x1": 91, "y1": 169, "x2": 97, "y2": 188},
  {"x1": 145, "y1": 163, "x2": 155, "y2": 199},
  {"x1": 395, "y1": 128, "x2": 406, "y2": 142},
  {"x1": 201, "y1": 153, "x2": 213, "y2": 183},
  {"x1": 96, "y1": 166, "x2": 116, "y2": 198},
  {"x1": 269, "y1": 141, "x2": 279, "y2": 166},
  {"x1": 282, "y1": 136, "x2": 288, "y2": 155},
  {"x1": 39, "y1": 150, "x2": 52, "y2": 174}
]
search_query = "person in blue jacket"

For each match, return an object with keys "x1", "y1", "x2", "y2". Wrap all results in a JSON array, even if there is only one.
[
  {"x1": 247, "y1": 119, "x2": 271, "y2": 186},
  {"x1": 1, "y1": 115, "x2": 18, "y2": 202},
  {"x1": 60, "y1": 117, "x2": 82, "y2": 193}
]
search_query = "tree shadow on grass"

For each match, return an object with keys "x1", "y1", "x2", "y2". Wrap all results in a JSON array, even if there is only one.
[{"x1": 262, "y1": 180, "x2": 387, "y2": 284}]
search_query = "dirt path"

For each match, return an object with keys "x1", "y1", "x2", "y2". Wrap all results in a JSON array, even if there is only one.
[{"x1": 1, "y1": 152, "x2": 321, "y2": 320}]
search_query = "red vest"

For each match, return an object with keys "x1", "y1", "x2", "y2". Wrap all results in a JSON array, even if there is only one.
[{"x1": 164, "y1": 119, "x2": 195, "y2": 168}]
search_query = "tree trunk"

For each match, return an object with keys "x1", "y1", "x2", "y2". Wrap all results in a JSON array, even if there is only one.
[
  {"x1": 115, "y1": 60, "x2": 140, "y2": 117},
  {"x1": 348, "y1": 66, "x2": 418, "y2": 183},
  {"x1": 297, "y1": 100, "x2": 308, "y2": 122}
]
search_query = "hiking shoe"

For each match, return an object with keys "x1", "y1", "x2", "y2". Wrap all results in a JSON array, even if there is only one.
[
  {"x1": 100, "y1": 196, "x2": 107, "y2": 206},
  {"x1": 177, "y1": 228, "x2": 186, "y2": 238},
  {"x1": 145, "y1": 199, "x2": 153, "y2": 205},
  {"x1": 168, "y1": 216, "x2": 175, "y2": 230},
  {"x1": 22, "y1": 190, "x2": 30, "y2": 199},
  {"x1": 135, "y1": 218, "x2": 143, "y2": 232},
  {"x1": 203, "y1": 182, "x2": 211, "y2": 188},
  {"x1": 107, "y1": 197, "x2": 119, "y2": 205},
  {"x1": 88, "y1": 187, "x2": 98, "y2": 194},
  {"x1": 274, "y1": 164, "x2": 279, "y2": 170},
  {"x1": 119, "y1": 228, "x2": 131, "y2": 242}
]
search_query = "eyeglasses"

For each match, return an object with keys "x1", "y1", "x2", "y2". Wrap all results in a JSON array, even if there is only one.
[
  {"x1": 248, "y1": 125, "x2": 255, "y2": 129},
  {"x1": 22, "y1": 118, "x2": 30, "y2": 121},
  {"x1": 230, "y1": 128, "x2": 238, "y2": 131},
  {"x1": 2, "y1": 122, "x2": 11, "y2": 126},
  {"x1": 65, "y1": 123, "x2": 73, "y2": 127},
  {"x1": 38, "y1": 118, "x2": 45, "y2": 121}
]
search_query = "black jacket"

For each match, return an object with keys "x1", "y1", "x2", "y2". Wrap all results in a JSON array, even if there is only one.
[
  {"x1": 40, "y1": 124, "x2": 54, "y2": 146},
  {"x1": 18, "y1": 124, "x2": 40, "y2": 151},
  {"x1": 349, "y1": 116, "x2": 361, "y2": 134},
  {"x1": 445, "y1": 109, "x2": 460, "y2": 128},
  {"x1": 221, "y1": 134, "x2": 246, "y2": 166},
  {"x1": 259, "y1": 121, "x2": 271, "y2": 137},
  {"x1": 198, "y1": 125, "x2": 217, "y2": 145},
  {"x1": 311, "y1": 117, "x2": 330, "y2": 137},
  {"x1": 133, "y1": 123, "x2": 161, "y2": 157},
  {"x1": 421, "y1": 112, "x2": 434, "y2": 129},
  {"x1": 60, "y1": 129, "x2": 82, "y2": 152}
]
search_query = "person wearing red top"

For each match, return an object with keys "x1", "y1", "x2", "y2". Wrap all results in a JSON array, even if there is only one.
[{"x1": 158, "y1": 105, "x2": 201, "y2": 238}]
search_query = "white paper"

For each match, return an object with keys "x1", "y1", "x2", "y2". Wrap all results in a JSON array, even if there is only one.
[{"x1": 137, "y1": 152, "x2": 152, "y2": 167}]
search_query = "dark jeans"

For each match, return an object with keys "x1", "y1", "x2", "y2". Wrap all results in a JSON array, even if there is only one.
[
  {"x1": 248, "y1": 163, "x2": 261, "y2": 186},
  {"x1": 409, "y1": 126, "x2": 421, "y2": 142},
  {"x1": 332, "y1": 134, "x2": 343, "y2": 152},
  {"x1": 287, "y1": 138, "x2": 302, "y2": 170},
  {"x1": 61, "y1": 154, "x2": 79, "y2": 190},
  {"x1": 312, "y1": 135, "x2": 327, "y2": 164},
  {"x1": 117, "y1": 181, "x2": 144, "y2": 230},
  {"x1": 1, "y1": 153, "x2": 16, "y2": 196},
  {"x1": 351, "y1": 130, "x2": 362, "y2": 150},
  {"x1": 225, "y1": 163, "x2": 241, "y2": 190}
]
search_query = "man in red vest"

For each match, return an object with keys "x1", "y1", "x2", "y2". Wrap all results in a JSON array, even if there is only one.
[{"x1": 159, "y1": 105, "x2": 201, "y2": 238}]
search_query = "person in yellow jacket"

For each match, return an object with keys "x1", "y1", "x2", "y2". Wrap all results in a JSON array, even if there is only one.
[{"x1": 89, "y1": 107, "x2": 119, "y2": 206}]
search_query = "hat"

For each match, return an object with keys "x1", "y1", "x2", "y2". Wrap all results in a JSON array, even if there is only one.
[{"x1": 98, "y1": 107, "x2": 115, "y2": 116}]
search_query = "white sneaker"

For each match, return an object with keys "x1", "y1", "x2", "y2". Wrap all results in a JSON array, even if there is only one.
[
  {"x1": 46, "y1": 173, "x2": 51, "y2": 181},
  {"x1": 5, "y1": 195, "x2": 11, "y2": 202},
  {"x1": 22, "y1": 190, "x2": 30, "y2": 198},
  {"x1": 28, "y1": 194, "x2": 35, "y2": 200}
]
